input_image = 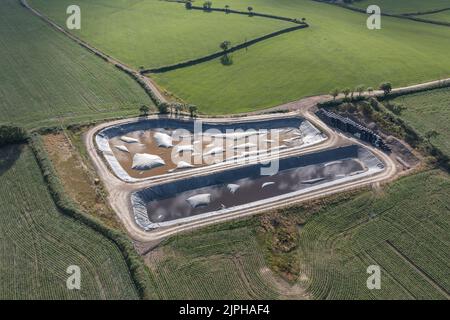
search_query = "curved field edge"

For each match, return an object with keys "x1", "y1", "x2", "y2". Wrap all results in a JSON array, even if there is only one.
[
  {"x1": 150, "y1": 0, "x2": 450, "y2": 114},
  {"x1": 0, "y1": 141, "x2": 140, "y2": 299},
  {"x1": 28, "y1": 134, "x2": 157, "y2": 300},
  {"x1": 146, "y1": 169, "x2": 450, "y2": 299},
  {"x1": 28, "y1": 0, "x2": 295, "y2": 69},
  {"x1": 351, "y1": 0, "x2": 450, "y2": 14},
  {"x1": 0, "y1": 0, "x2": 153, "y2": 129}
]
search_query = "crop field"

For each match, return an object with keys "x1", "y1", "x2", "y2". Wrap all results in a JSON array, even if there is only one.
[
  {"x1": 0, "y1": 144, "x2": 139, "y2": 299},
  {"x1": 297, "y1": 170, "x2": 450, "y2": 299},
  {"x1": 146, "y1": 219, "x2": 306, "y2": 300},
  {"x1": 353, "y1": 0, "x2": 450, "y2": 14},
  {"x1": 386, "y1": 87, "x2": 450, "y2": 157},
  {"x1": 147, "y1": 170, "x2": 450, "y2": 299},
  {"x1": 0, "y1": 0, "x2": 152, "y2": 129},
  {"x1": 29, "y1": 0, "x2": 450, "y2": 114}
]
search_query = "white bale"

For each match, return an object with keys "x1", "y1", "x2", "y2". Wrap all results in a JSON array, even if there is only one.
[
  {"x1": 132, "y1": 153, "x2": 165, "y2": 171},
  {"x1": 120, "y1": 136, "x2": 139, "y2": 143},
  {"x1": 154, "y1": 132, "x2": 173, "y2": 148},
  {"x1": 115, "y1": 145, "x2": 129, "y2": 153},
  {"x1": 186, "y1": 194, "x2": 211, "y2": 208},
  {"x1": 227, "y1": 184, "x2": 240, "y2": 194}
]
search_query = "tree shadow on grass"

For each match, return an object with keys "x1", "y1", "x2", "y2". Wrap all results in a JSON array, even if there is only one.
[{"x1": 0, "y1": 144, "x2": 24, "y2": 178}]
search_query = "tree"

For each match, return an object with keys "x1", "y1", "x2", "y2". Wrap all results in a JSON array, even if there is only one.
[
  {"x1": 247, "y1": 6, "x2": 253, "y2": 15},
  {"x1": 188, "y1": 105, "x2": 198, "y2": 118},
  {"x1": 203, "y1": 1, "x2": 212, "y2": 11},
  {"x1": 301, "y1": 17, "x2": 306, "y2": 23},
  {"x1": 379, "y1": 82, "x2": 392, "y2": 96},
  {"x1": 224, "y1": 4, "x2": 230, "y2": 12},
  {"x1": 367, "y1": 87, "x2": 374, "y2": 96},
  {"x1": 139, "y1": 105, "x2": 150, "y2": 116},
  {"x1": 356, "y1": 85, "x2": 365, "y2": 97},
  {"x1": 157, "y1": 102, "x2": 169, "y2": 114},
  {"x1": 220, "y1": 54, "x2": 233, "y2": 65},
  {"x1": 342, "y1": 88, "x2": 351, "y2": 99},
  {"x1": 330, "y1": 88, "x2": 339, "y2": 100},
  {"x1": 174, "y1": 103, "x2": 183, "y2": 117},
  {"x1": 185, "y1": 1, "x2": 192, "y2": 9},
  {"x1": 220, "y1": 40, "x2": 231, "y2": 52},
  {"x1": 425, "y1": 130, "x2": 439, "y2": 143}
]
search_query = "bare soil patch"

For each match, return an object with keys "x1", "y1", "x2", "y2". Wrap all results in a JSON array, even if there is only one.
[{"x1": 43, "y1": 132, "x2": 122, "y2": 230}]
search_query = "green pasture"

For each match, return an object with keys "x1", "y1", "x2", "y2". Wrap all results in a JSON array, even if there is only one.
[
  {"x1": 353, "y1": 0, "x2": 450, "y2": 14},
  {"x1": 29, "y1": 0, "x2": 450, "y2": 114},
  {"x1": 29, "y1": 0, "x2": 293, "y2": 69},
  {"x1": 418, "y1": 10, "x2": 450, "y2": 23},
  {"x1": 388, "y1": 87, "x2": 450, "y2": 156},
  {"x1": 0, "y1": 0, "x2": 152, "y2": 129},
  {"x1": 153, "y1": 0, "x2": 450, "y2": 113}
]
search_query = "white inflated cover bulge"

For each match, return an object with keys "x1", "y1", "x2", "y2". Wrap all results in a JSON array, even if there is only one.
[
  {"x1": 132, "y1": 153, "x2": 165, "y2": 170},
  {"x1": 121, "y1": 136, "x2": 139, "y2": 143},
  {"x1": 154, "y1": 132, "x2": 173, "y2": 148},
  {"x1": 186, "y1": 194, "x2": 211, "y2": 208}
]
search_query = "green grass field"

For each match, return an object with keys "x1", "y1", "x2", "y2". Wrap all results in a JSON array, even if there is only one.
[
  {"x1": 148, "y1": 170, "x2": 450, "y2": 299},
  {"x1": 353, "y1": 0, "x2": 450, "y2": 13},
  {"x1": 30, "y1": 0, "x2": 293, "y2": 69},
  {"x1": 0, "y1": 144, "x2": 139, "y2": 299},
  {"x1": 151, "y1": 0, "x2": 450, "y2": 113},
  {"x1": 29, "y1": 0, "x2": 450, "y2": 114},
  {"x1": 418, "y1": 10, "x2": 450, "y2": 23},
  {"x1": 387, "y1": 87, "x2": 450, "y2": 156},
  {"x1": 0, "y1": 0, "x2": 152, "y2": 129}
]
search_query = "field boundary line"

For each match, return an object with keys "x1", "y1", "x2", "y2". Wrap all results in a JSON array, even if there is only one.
[
  {"x1": 19, "y1": 0, "x2": 167, "y2": 106},
  {"x1": 142, "y1": 24, "x2": 308, "y2": 74},
  {"x1": 28, "y1": 135, "x2": 157, "y2": 300},
  {"x1": 401, "y1": 7, "x2": 450, "y2": 17},
  {"x1": 385, "y1": 240, "x2": 450, "y2": 299},
  {"x1": 312, "y1": 0, "x2": 450, "y2": 27},
  {"x1": 141, "y1": 4, "x2": 308, "y2": 74}
]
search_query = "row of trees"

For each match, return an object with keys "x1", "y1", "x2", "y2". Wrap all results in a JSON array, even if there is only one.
[
  {"x1": 140, "y1": 103, "x2": 198, "y2": 118},
  {"x1": 330, "y1": 82, "x2": 393, "y2": 100},
  {"x1": 188, "y1": 1, "x2": 306, "y2": 22}
]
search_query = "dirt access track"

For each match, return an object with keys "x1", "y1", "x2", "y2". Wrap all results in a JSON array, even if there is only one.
[{"x1": 85, "y1": 101, "x2": 401, "y2": 242}]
